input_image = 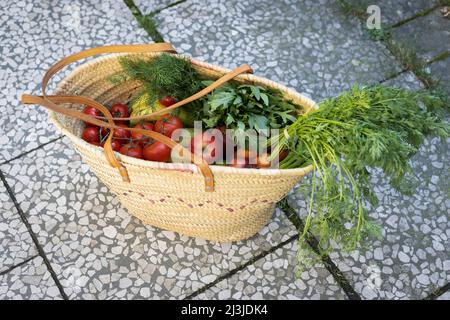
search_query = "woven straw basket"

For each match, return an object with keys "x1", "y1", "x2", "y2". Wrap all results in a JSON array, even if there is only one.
[{"x1": 22, "y1": 44, "x2": 318, "y2": 242}]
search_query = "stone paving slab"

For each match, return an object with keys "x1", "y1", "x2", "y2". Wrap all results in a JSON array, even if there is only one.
[
  {"x1": 133, "y1": 0, "x2": 177, "y2": 14},
  {"x1": 382, "y1": 71, "x2": 424, "y2": 90},
  {"x1": 0, "y1": 0, "x2": 148, "y2": 164},
  {"x1": 0, "y1": 178, "x2": 38, "y2": 273},
  {"x1": 0, "y1": 256, "x2": 62, "y2": 300},
  {"x1": 193, "y1": 240, "x2": 347, "y2": 300},
  {"x1": 290, "y1": 133, "x2": 450, "y2": 299},
  {"x1": 288, "y1": 72, "x2": 449, "y2": 300},
  {"x1": 0, "y1": 138, "x2": 298, "y2": 299},
  {"x1": 351, "y1": 0, "x2": 440, "y2": 26},
  {"x1": 391, "y1": 7, "x2": 450, "y2": 62},
  {"x1": 150, "y1": 0, "x2": 401, "y2": 102},
  {"x1": 428, "y1": 57, "x2": 450, "y2": 95},
  {"x1": 437, "y1": 291, "x2": 450, "y2": 300}
]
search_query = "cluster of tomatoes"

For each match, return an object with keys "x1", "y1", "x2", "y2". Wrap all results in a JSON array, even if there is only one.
[
  {"x1": 81, "y1": 97, "x2": 182, "y2": 162},
  {"x1": 81, "y1": 97, "x2": 283, "y2": 168}
]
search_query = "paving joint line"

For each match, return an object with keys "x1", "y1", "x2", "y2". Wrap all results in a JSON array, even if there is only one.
[
  {"x1": 0, "y1": 136, "x2": 63, "y2": 167},
  {"x1": 151, "y1": 0, "x2": 187, "y2": 16},
  {"x1": 123, "y1": 0, "x2": 165, "y2": 42},
  {"x1": 184, "y1": 234, "x2": 299, "y2": 300},
  {"x1": 339, "y1": 0, "x2": 438, "y2": 89},
  {"x1": 0, "y1": 170, "x2": 69, "y2": 300},
  {"x1": 427, "y1": 51, "x2": 450, "y2": 65},
  {"x1": 0, "y1": 254, "x2": 39, "y2": 277},
  {"x1": 423, "y1": 283, "x2": 450, "y2": 300},
  {"x1": 388, "y1": 3, "x2": 442, "y2": 29},
  {"x1": 120, "y1": 0, "x2": 443, "y2": 300},
  {"x1": 280, "y1": 200, "x2": 362, "y2": 300}
]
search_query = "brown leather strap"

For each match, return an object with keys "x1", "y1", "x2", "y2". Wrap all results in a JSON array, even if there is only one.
[
  {"x1": 106, "y1": 63, "x2": 254, "y2": 122},
  {"x1": 22, "y1": 43, "x2": 254, "y2": 192},
  {"x1": 41, "y1": 43, "x2": 177, "y2": 97},
  {"x1": 22, "y1": 94, "x2": 216, "y2": 192}
]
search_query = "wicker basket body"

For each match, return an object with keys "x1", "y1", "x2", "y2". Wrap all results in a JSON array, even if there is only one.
[{"x1": 50, "y1": 53, "x2": 317, "y2": 242}]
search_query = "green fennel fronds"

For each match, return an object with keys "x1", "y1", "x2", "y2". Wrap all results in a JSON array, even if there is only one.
[{"x1": 272, "y1": 85, "x2": 449, "y2": 254}]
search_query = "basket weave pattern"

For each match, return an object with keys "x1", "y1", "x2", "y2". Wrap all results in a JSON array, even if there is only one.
[{"x1": 50, "y1": 53, "x2": 317, "y2": 242}]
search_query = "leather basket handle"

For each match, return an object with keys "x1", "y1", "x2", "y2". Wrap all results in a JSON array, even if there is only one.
[
  {"x1": 22, "y1": 94, "x2": 216, "y2": 191},
  {"x1": 21, "y1": 43, "x2": 254, "y2": 192}
]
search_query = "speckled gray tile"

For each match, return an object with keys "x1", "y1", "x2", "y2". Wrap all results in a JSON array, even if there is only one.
[
  {"x1": 391, "y1": 7, "x2": 450, "y2": 62},
  {"x1": 382, "y1": 71, "x2": 424, "y2": 90},
  {"x1": 193, "y1": 240, "x2": 346, "y2": 300},
  {"x1": 152, "y1": 0, "x2": 401, "y2": 101},
  {"x1": 134, "y1": 0, "x2": 179, "y2": 14},
  {"x1": 0, "y1": 256, "x2": 62, "y2": 300},
  {"x1": 0, "y1": 138, "x2": 298, "y2": 299},
  {"x1": 350, "y1": 0, "x2": 440, "y2": 26},
  {"x1": 290, "y1": 134, "x2": 450, "y2": 300},
  {"x1": 428, "y1": 57, "x2": 450, "y2": 95},
  {"x1": 0, "y1": 178, "x2": 37, "y2": 273},
  {"x1": 437, "y1": 290, "x2": 450, "y2": 300},
  {"x1": 0, "y1": 0, "x2": 148, "y2": 163}
]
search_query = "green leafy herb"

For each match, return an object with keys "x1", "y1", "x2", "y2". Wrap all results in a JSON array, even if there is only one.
[
  {"x1": 116, "y1": 53, "x2": 204, "y2": 105},
  {"x1": 193, "y1": 82, "x2": 301, "y2": 132},
  {"x1": 272, "y1": 85, "x2": 449, "y2": 253}
]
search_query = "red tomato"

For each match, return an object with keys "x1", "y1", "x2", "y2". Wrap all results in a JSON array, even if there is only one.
[
  {"x1": 119, "y1": 143, "x2": 143, "y2": 159},
  {"x1": 256, "y1": 153, "x2": 272, "y2": 169},
  {"x1": 159, "y1": 96, "x2": 177, "y2": 107},
  {"x1": 154, "y1": 115, "x2": 183, "y2": 138},
  {"x1": 236, "y1": 149, "x2": 257, "y2": 163},
  {"x1": 233, "y1": 149, "x2": 258, "y2": 168},
  {"x1": 131, "y1": 122, "x2": 154, "y2": 146},
  {"x1": 90, "y1": 141, "x2": 102, "y2": 147},
  {"x1": 230, "y1": 157, "x2": 257, "y2": 169},
  {"x1": 111, "y1": 103, "x2": 130, "y2": 125},
  {"x1": 99, "y1": 127, "x2": 109, "y2": 141},
  {"x1": 82, "y1": 127, "x2": 101, "y2": 143},
  {"x1": 143, "y1": 141, "x2": 171, "y2": 162},
  {"x1": 190, "y1": 130, "x2": 224, "y2": 164},
  {"x1": 112, "y1": 124, "x2": 131, "y2": 143},
  {"x1": 83, "y1": 106, "x2": 103, "y2": 127},
  {"x1": 101, "y1": 139, "x2": 123, "y2": 151},
  {"x1": 230, "y1": 157, "x2": 247, "y2": 168}
]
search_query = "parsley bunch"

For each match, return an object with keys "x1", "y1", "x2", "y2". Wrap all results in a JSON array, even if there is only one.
[
  {"x1": 194, "y1": 82, "x2": 300, "y2": 131},
  {"x1": 273, "y1": 85, "x2": 449, "y2": 252}
]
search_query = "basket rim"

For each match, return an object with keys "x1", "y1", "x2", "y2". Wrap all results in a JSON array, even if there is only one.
[{"x1": 49, "y1": 52, "x2": 316, "y2": 177}]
